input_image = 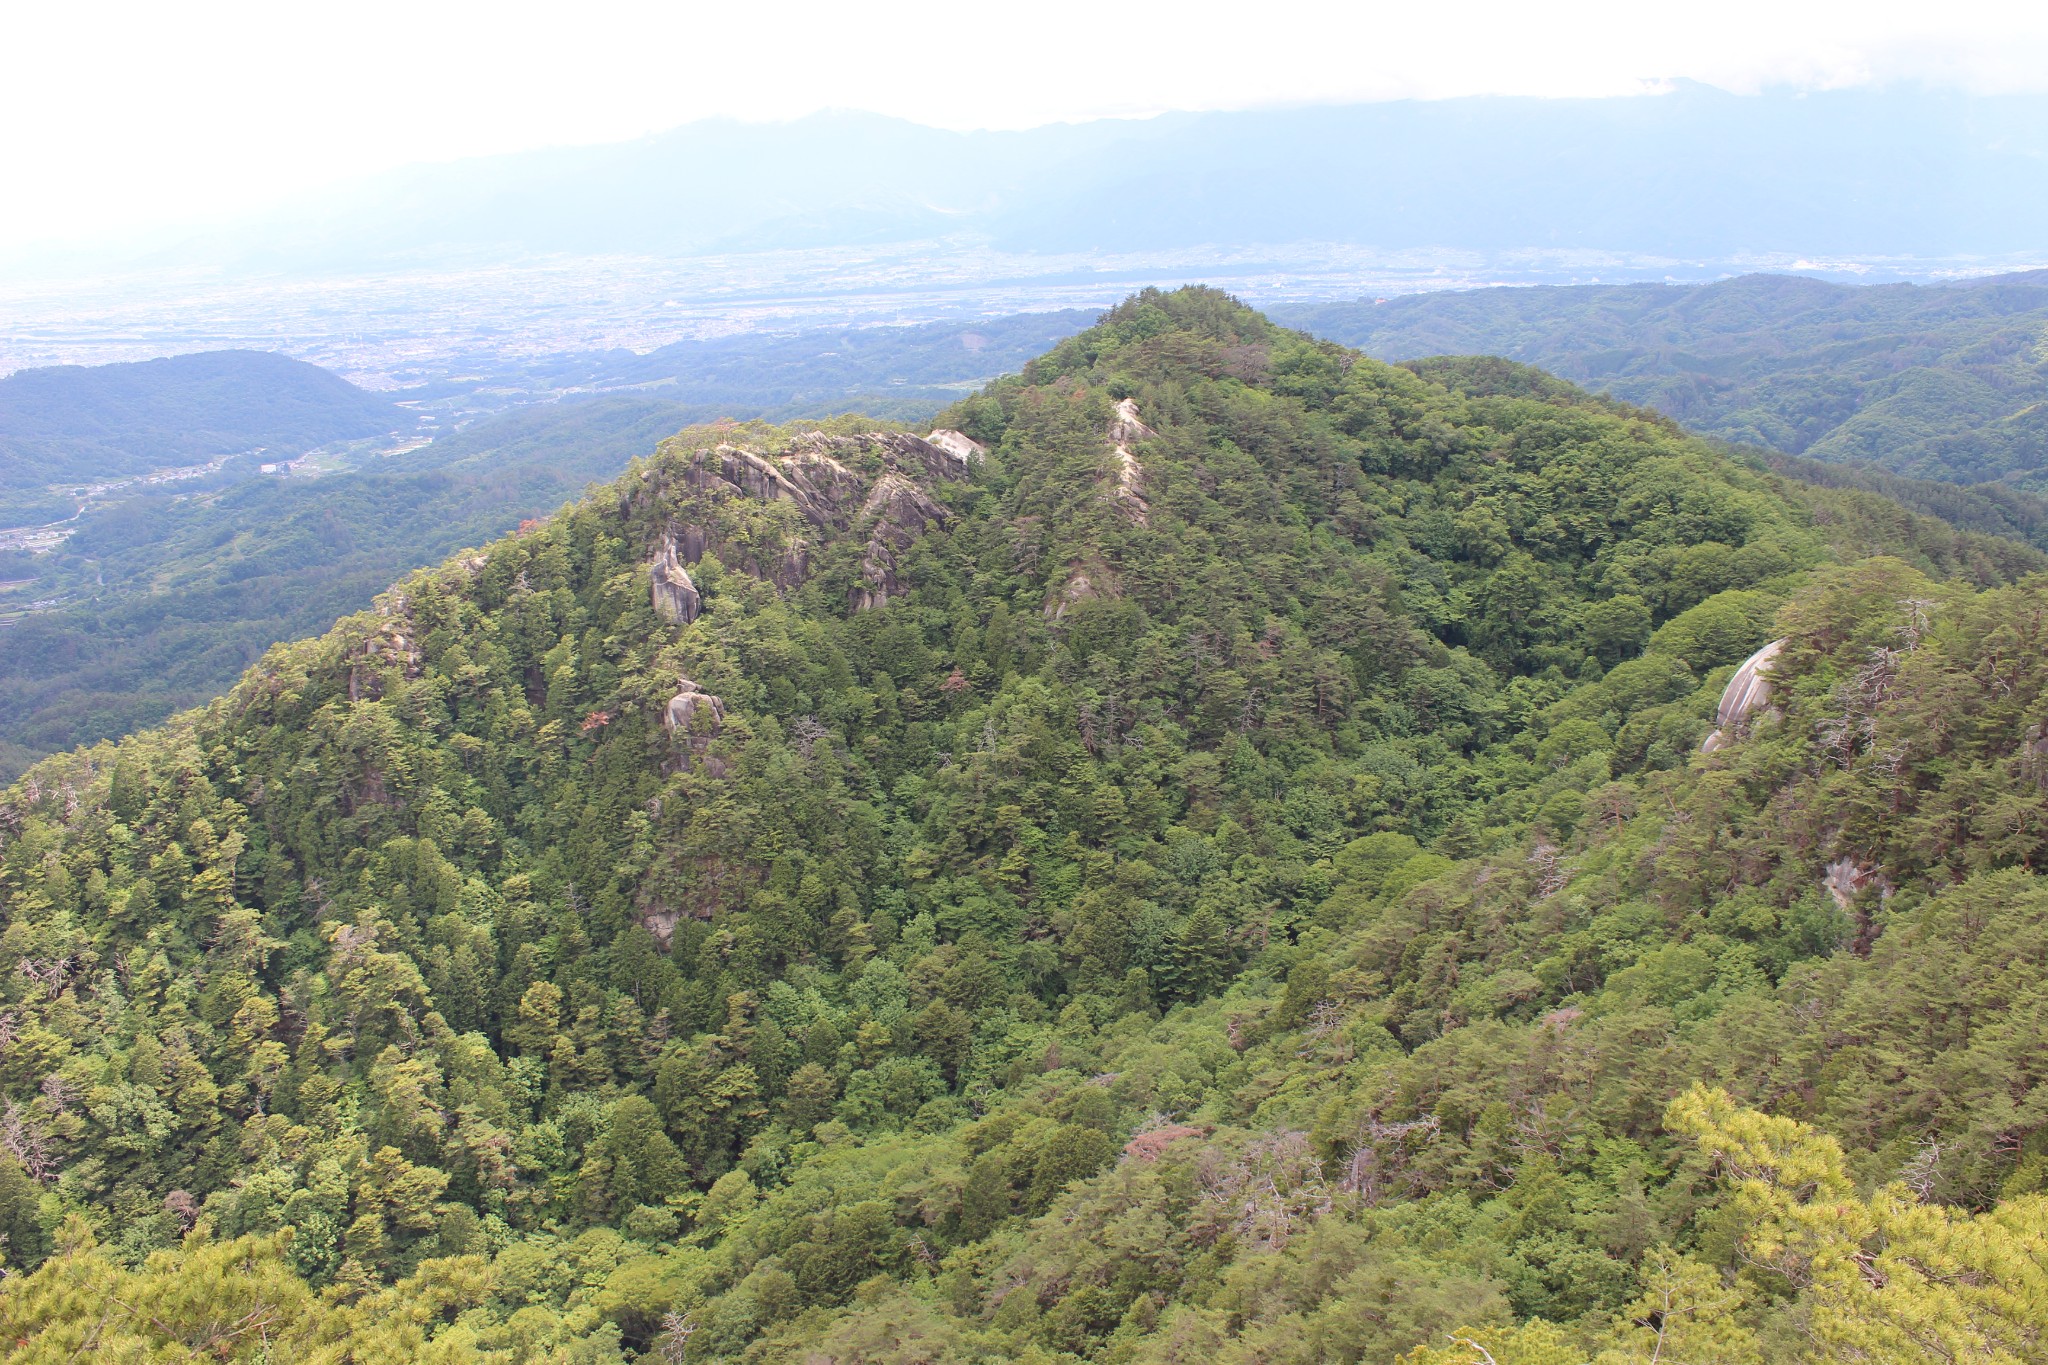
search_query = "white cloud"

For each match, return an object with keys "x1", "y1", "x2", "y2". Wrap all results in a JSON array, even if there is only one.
[{"x1": 5, "y1": 0, "x2": 2046, "y2": 252}]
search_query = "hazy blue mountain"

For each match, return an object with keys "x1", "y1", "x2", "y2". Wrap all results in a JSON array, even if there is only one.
[
  {"x1": 81, "y1": 86, "x2": 2048, "y2": 277},
  {"x1": 0, "y1": 349, "x2": 403, "y2": 500},
  {"x1": 1283, "y1": 271, "x2": 2048, "y2": 486}
]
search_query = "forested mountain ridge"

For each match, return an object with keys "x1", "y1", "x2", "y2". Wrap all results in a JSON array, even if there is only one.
[
  {"x1": 0, "y1": 349, "x2": 403, "y2": 518},
  {"x1": 0, "y1": 314, "x2": 1092, "y2": 783},
  {"x1": 1, "y1": 290, "x2": 2046, "y2": 1363},
  {"x1": 1284, "y1": 271, "x2": 2048, "y2": 490},
  {"x1": 0, "y1": 396, "x2": 694, "y2": 784}
]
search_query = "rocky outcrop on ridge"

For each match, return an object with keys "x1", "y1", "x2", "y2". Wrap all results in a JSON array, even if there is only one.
[
  {"x1": 852, "y1": 473, "x2": 951, "y2": 612},
  {"x1": 647, "y1": 430, "x2": 966, "y2": 611},
  {"x1": 925, "y1": 428, "x2": 987, "y2": 466},
  {"x1": 663, "y1": 677, "x2": 726, "y2": 735},
  {"x1": 662, "y1": 677, "x2": 728, "y2": 777},
  {"x1": 1107, "y1": 398, "x2": 1154, "y2": 525}
]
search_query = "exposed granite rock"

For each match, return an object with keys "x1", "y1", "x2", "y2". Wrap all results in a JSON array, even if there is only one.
[
  {"x1": 663, "y1": 678, "x2": 728, "y2": 776},
  {"x1": 851, "y1": 473, "x2": 950, "y2": 612},
  {"x1": 654, "y1": 430, "x2": 965, "y2": 605},
  {"x1": 925, "y1": 428, "x2": 987, "y2": 466},
  {"x1": 1824, "y1": 855, "x2": 1889, "y2": 912},
  {"x1": 2024, "y1": 722, "x2": 2048, "y2": 788},
  {"x1": 650, "y1": 534, "x2": 702, "y2": 625},
  {"x1": 345, "y1": 595, "x2": 425, "y2": 702},
  {"x1": 663, "y1": 678, "x2": 726, "y2": 734},
  {"x1": 1700, "y1": 638, "x2": 1786, "y2": 752},
  {"x1": 1107, "y1": 398, "x2": 1153, "y2": 525},
  {"x1": 683, "y1": 444, "x2": 835, "y2": 525},
  {"x1": 1109, "y1": 397, "x2": 1157, "y2": 445},
  {"x1": 640, "y1": 904, "x2": 684, "y2": 950},
  {"x1": 1044, "y1": 561, "x2": 1117, "y2": 621}
]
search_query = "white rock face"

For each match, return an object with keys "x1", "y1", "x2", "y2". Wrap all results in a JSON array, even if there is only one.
[
  {"x1": 657, "y1": 430, "x2": 965, "y2": 593},
  {"x1": 1109, "y1": 398, "x2": 1157, "y2": 444},
  {"x1": 650, "y1": 534, "x2": 702, "y2": 624},
  {"x1": 925, "y1": 428, "x2": 987, "y2": 466},
  {"x1": 663, "y1": 678, "x2": 726, "y2": 733},
  {"x1": 1700, "y1": 638, "x2": 1786, "y2": 753},
  {"x1": 1824, "y1": 856, "x2": 1888, "y2": 912},
  {"x1": 1106, "y1": 399, "x2": 1153, "y2": 525}
]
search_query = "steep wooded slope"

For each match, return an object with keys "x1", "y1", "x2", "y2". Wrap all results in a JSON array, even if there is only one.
[
  {"x1": 1286, "y1": 271, "x2": 2048, "y2": 489},
  {"x1": 0, "y1": 316, "x2": 1096, "y2": 781},
  {"x1": 0, "y1": 291, "x2": 2045, "y2": 1363}
]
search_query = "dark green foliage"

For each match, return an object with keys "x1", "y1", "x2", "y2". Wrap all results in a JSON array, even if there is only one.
[
  {"x1": 0, "y1": 349, "x2": 400, "y2": 499},
  {"x1": 4, "y1": 289, "x2": 2048, "y2": 1361},
  {"x1": 0, "y1": 312, "x2": 1106, "y2": 780},
  {"x1": 0, "y1": 397, "x2": 691, "y2": 780},
  {"x1": 1286, "y1": 271, "x2": 2048, "y2": 489}
]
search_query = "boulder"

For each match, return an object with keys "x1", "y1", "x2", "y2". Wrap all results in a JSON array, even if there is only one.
[
  {"x1": 650, "y1": 535, "x2": 702, "y2": 624},
  {"x1": 926, "y1": 428, "x2": 988, "y2": 466},
  {"x1": 1700, "y1": 638, "x2": 1786, "y2": 752},
  {"x1": 663, "y1": 678, "x2": 726, "y2": 734}
]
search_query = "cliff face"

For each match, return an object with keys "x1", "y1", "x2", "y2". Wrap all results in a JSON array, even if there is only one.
[
  {"x1": 650, "y1": 535, "x2": 702, "y2": 624},
  {"x1": 1699, "y1": 638, "x2": 1785, "y2": 752},
  {"x1": 638, "y1": 428, "x2": 967, "y2": 611}
]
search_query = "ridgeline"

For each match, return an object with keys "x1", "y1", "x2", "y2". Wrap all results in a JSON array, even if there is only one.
[{"x1": 2, "y1": 290, "x2": 2045, "y2": 1363}]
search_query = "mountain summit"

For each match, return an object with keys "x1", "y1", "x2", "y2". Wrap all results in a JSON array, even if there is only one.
[{"x1": 1, "y1": 290, "x2": 2045, "y2": 1361}]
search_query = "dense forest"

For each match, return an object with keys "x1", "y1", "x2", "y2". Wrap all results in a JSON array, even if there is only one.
[
  {"x1": 0, "y1": 350, "x2": 403, "y2": 523},
  {"x1": 1746, "y1": 445, "x2": 2048, "y2": 549},
  {"x1": 1, "y1": 290, "x2": 2045, "y2": 1363},
  {"x1": 0, "y1": 397, "x2": 694, "y2": 783},
  {"x1": 1284, "y1": 270, "x2": 2048, "y2": 488},
  {"x1": 0, "y1": 316, "x2": 1095, "y2": 781}
]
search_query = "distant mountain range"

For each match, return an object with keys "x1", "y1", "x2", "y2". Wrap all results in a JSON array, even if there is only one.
[
  {"x1": 1285, "y1": 270, "x2": 2048, "y2": 488},
  {"x1": 47, "y1": 85, "x2": 2048, "y2": 278}
]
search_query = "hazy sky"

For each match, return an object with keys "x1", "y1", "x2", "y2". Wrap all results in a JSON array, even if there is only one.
[{"x1": 6, "y1": 0, "x2": 2047, "y2": 254}]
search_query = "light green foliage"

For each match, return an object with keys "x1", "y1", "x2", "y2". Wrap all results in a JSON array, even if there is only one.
[{"x1": 4, "y1": 289, "x2": 2048, "y2": 1360}]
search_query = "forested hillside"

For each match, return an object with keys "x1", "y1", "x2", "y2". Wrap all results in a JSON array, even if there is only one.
[
  {"x1": 0, "y1": 350, "x2": 403, "y2": 520},
  {"x1": 0, "y1": 316, "x2": 1094, "y2": 782},
  {"x1": 1, "y1": 290, "x2": 2045, "y2": 1363},
  {"x1": 1285, "y1": 271, "x2": 2048, "y2": 489},
  {"x1": 0, "y1": 397, "x2": 691, "y2": 783}
]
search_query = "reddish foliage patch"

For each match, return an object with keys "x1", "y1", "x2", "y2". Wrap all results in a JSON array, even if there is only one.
[{"x1": 1122, "y1": 1124, "x2": 1206, "y2": 1162}]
